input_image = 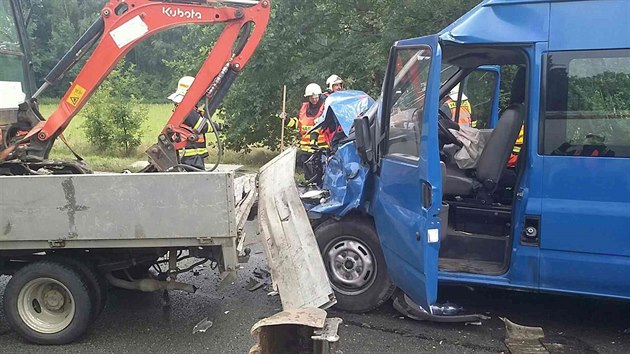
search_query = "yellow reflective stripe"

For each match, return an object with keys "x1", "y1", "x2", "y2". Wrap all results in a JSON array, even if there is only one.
[
  {"x1": 512, "y1": 146, "x2": 521, "y2": 154},
  {"x1": 299, "y1": 146, "x2": 316, "y2": 153},
  {"x1": 287, "y1": 118, "x2": 298, "y2": 128},
  {"x1": 181, "y1": 148, "x2": 208, "y2": 157},
  {"x1": 193, "y1": 117, "x2": 204, "y2": 130},
  {"x1": 447, "y1": 101, "x2": 458, "y2": 109}
]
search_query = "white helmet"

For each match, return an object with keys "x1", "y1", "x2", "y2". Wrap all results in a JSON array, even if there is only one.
[
  {"x1": 326, "y1": 74, "x2": 344, "y2": 91},
  {"x1": 448, "y1": 83, "x2": 468, "y2": 101},
  {"x1": 168, "y1": 76, "x2": 195, "y2": 103},
  {"x1": 304, "y1": 83, "x2": 322, "y2": 97}
]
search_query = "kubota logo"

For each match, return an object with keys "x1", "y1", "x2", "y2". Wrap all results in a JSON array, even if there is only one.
[{"x1": 162, "y1": 7, "x2": 202, "y2": 19}]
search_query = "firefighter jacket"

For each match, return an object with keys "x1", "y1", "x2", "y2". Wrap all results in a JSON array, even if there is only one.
[
  {"x1": 287, "y1": 97, "x2": 328, "y2": 152},
  {"x1": 507, "y1": 125, "x2": 524, "y2": 168},
  {"x1": 181, "y1": 109, "x2": 210, "y2": 158}
]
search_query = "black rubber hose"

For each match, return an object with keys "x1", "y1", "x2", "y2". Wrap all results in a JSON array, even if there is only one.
[
  {"x1": 204, "y1": 99, "x2": 223, "y2": 173},
  {"x1": 166, "y1": 164, "x2": 205, "y2": 172}
]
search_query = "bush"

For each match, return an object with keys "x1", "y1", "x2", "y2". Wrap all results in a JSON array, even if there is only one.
[{"x1": 83, "y1": 62, "x2": 146, "y2": 156}]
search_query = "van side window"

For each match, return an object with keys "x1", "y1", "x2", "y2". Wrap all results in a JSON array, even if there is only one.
[
  {"x1": 386, "y1": 46, "x2": 432, "y2": 158},
  {"x1": 543, "y1": 49, "x2": 630, "y2": 157}
]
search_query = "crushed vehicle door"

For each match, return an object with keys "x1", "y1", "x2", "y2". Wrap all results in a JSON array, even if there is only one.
[{"x1": 372, "y1": 36, "x2": 443, "y2": 311}]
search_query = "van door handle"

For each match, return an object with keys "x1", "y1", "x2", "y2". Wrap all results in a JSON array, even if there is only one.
[{"x1": 422, "y1": 181, "x2": 432, "y2": 209}]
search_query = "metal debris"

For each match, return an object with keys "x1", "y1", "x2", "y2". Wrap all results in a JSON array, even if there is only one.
[
  {"x1": 249, "y1": 308, "x2": 342, "y2": 354},
  {"x1": 502, "y1": 318, "x2": 597, "y2": 354},
  {"x1": 192, "y1": 317, "x2": 214, "y2": 334},
  {"x1": 247, "y1": 277, "x2": 265, "y2": 292},
  {"x1": 502, "y1": 317, "x2": 546, "y2": 353}
]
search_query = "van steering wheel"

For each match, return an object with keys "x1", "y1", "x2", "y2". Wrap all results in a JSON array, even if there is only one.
[{"x1": 438, "y1": 109, "x2": 464, "y2": 148}]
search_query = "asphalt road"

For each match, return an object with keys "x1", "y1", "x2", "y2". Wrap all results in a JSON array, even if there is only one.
[{"x1": 2, "y1": 223, "x2": 630, "y2": 353}]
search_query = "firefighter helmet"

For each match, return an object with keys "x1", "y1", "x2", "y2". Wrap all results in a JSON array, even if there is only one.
[
  {"x1": 304, "y1": 83, "x2": 322, "y2": 97},
  {"x1": 448, "y1": 83, "x2": 468, "y2": 101},
  {"x1": 168, "y1": 76, "x2": 195, "y2": 103},
  {"x1": 326, "y1": 74, "x2": 344, "y2": 91}
]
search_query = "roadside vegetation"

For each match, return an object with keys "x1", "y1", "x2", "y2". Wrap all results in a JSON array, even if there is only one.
[
  {"x1": 27, "y1": 0, "x2": 480, "y2": 171},
  {"x1": 41, "y1": 102, "x2": 276, "y2": 172}
]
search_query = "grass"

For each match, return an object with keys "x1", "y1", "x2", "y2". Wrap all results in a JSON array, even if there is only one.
[{"x1": 39, "y1": 103, "x2": 277, "y2": 172}]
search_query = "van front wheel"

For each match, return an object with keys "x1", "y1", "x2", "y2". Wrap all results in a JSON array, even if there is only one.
[{"x1": 315, "y1": 219, "x2": 395, "y2": 313}]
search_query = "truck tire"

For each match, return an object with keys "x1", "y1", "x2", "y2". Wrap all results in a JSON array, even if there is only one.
[
  {"x1": 48, "y1": 256, "x2": 108, "y2": 322},
  {"x1": 3, "y1": 261, "x2": 94, "y2": 345},
  {"x1": 315, "y1": 218, "x2": 396, "y2": 313}
]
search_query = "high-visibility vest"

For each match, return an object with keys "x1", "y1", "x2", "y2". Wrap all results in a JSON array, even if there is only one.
[
  {"x1": 291, "y1": 101, "x2": 328, "y2": 152},
  {"x1": 445, "y1": 98, "x2": 473, "y2": 125},
  {"x1": 507, "y1": 125, "x2": 524, "y2": 168}
]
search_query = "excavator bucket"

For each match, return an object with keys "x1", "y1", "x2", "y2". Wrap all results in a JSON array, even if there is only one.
[{"x1": 257, "y1": 148, "x2": 335, "y2": 310}]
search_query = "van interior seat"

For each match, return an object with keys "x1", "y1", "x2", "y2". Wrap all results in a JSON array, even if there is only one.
[{"x1": 442, "y1": 103, "x2": 525, "y2": 199}]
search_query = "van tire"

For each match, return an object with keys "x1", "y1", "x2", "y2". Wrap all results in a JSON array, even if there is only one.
[
  {"x1": 315, "y1": 218, "x2": 395, "y2": 313},
  {"x1": 3, "y1": 261, "x2": 93, "y2": 345}
]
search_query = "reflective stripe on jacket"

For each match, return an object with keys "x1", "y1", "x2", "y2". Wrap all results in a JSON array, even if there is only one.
[
  {"x1": 507, "y1": 125, "x2": 524, "y2": 168},
  {"x1": 181, "y1": 147, "x2": 209, "y2": 157}
]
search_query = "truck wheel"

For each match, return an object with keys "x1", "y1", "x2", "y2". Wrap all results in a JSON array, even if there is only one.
[
  {"x1": 49, "y1": 257, "x2": 108, "y2": 322},
  {"x1": 3, "y1": 261, "x2": 93, "y2": 345},
  {"x1": 315, "y1": 219, "x2": 396, "y2": 313}
]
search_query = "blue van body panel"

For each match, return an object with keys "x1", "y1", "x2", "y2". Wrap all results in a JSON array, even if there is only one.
[
  {"x1": 439, "y1": 1, "x2": 549, "y2": 44},
  {"x1": 312, "y1": 0, "x2": 630, "y2": 308},
  {"x1": 549, "y1": 1, "x2": 630, "y2": 51},
  {"x1": 309, "y1": 141, "x2": 369, "y2": 217}
]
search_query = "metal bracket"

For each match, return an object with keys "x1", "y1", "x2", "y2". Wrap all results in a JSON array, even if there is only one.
[
  {"x1": 48, "y1": 239, "x2": 66, "y2": 248},
  {"x1": 197, "y1": 237, "x2": 216, "y2": 245},
  {"x1": 312, "y1": 317, "x2": 343, "y2": 354},
  {"x1": 146, "y1": 134, "x2": 179, "y2": 172}
]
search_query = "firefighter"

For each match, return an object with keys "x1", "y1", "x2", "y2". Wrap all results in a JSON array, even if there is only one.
[
  {"x1": 285, "y1": 83, "x2": 328, "y2": 178},
  {"x1": 168, "y1": 76, "x2": 210, "y2": 170},
  {"x1": 507, "y1": 126, "x2": 524, "y2": 168},
  {"x1": 440, "y1": 84, "x2": 474, "y2": 126},
  {"x1": 324, "y1": 74, "x2": 344, "y2": 96}
]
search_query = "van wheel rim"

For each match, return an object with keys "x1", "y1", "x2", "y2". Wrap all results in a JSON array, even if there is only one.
[
  {"x1": 17, "y1": 278, "x2": 75, "y2": 334},
  {"x1": 325, "y1": 237, "x2": 376, "y2": 295}
]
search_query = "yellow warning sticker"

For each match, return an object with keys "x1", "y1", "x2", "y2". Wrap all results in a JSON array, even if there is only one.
[{"x1": 66, "y1": 84, "x2": 86, "y2": 107}]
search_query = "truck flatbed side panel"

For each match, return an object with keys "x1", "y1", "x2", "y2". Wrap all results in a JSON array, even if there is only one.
[
  {"x1": 0, "y1": 172, "x2": 235, "y2": 249},
  {"x1": 258, "y1": 148, "x2": 336, "y2": 310}
]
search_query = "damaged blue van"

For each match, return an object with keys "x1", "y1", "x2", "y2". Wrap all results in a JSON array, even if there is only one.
[{"x1": 305, "y1": 0, "x2": 630, "y2": 319}]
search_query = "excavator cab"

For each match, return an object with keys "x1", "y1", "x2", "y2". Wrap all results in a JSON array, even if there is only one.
[
  {"x1": 0, "y1": 0, "x2": 34, "y2": 98},
  {"x1": 0, "y1": 0, "x2": 36, "y2": 163}
]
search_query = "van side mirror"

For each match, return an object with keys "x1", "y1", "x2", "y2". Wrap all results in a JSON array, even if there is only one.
[{"x1": 354, "y1": 116, "x2": 373, "y2": 166}]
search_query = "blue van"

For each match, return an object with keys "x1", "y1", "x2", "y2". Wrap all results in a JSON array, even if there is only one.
[{"x1": 300, "y1": 0, "x2": 630, "y2": 318}]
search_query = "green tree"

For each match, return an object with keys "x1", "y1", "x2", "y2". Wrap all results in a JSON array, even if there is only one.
[
  {"x1": 215, "y1": 0, "x2": 479, "y2": 151},
  {"x1": 28, "y1": 0, "x2": 480, "y2": 150},
  {"x1": 83, "y1": 62, "x2": 146, "y2": 156}
]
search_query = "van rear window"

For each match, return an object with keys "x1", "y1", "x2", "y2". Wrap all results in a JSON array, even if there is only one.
[{"x1": 542, "y1": 49, "x2": 630, "y2": 158}]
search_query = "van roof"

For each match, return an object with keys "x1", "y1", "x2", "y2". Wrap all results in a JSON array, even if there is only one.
[{"x1": 437, "y1": 0, "x2": 630, "y2": 50}]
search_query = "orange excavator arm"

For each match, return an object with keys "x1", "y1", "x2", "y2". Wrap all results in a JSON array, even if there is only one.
[{"x1": 2, "y1": 0, "x2": 270, "y2": 170}]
